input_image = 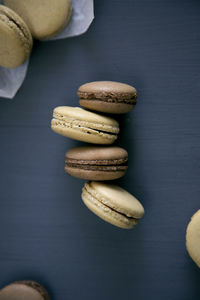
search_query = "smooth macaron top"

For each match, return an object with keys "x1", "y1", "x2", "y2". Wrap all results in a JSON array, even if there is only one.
[
  {"x1": 186, "y1": 210, "x2": 200, "y2": 267},
  {"x1": 4, "y1": 0, "x2": 72, "y2": 40},
  {"x1": 66, "y1": 146, "x2": 128, "y2": 163},
  {"x1": 0, "y1": 281, "x2": 50, "y2": 300},
  {"x1": 0, "y1": 5, "x2": 33, "y2": 68},
  {"x1": 78, "y1": 81, "x2": 137, "y2": 101},
  {"x1": 86, "y1": 181, "x2": 144, "y2": 219}
]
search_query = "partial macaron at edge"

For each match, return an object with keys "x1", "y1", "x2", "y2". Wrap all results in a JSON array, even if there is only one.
[{"x1": 186, "y1": 209, "x2": 200, "y2": 267}]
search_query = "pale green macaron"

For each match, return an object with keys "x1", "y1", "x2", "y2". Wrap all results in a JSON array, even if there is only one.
[
  {"x1": 82, "y1": 181, "x2": 145, "y2": 229},
  {"x1": 0, "y1": 5, "x2": 33, "y2": 68},
  {"x1": 186, "y1": 210, "x2": 200, "y2": 267},
  {"x1": 5, "y1": 0, "x2": 72, "y2": 40},
  {"x1": 51, "y1": 106, "x2": 119, "y2": 144}
]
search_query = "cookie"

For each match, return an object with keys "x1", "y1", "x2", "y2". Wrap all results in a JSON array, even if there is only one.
[
  {"x1": 78, "y1": 81, "x2": 137, "y2": 114},
  {"x1": 186, "y1": 210, "x2": 200, "y2": 267},
  {"x1": 0, "y1": 281, "x2": 50, "y2": 300},
  {"x1": 65, "y1": 146, "x2": 128, "y2": 180},
  {"x1": 0, "y1": 5, "x2": 32, "y2": 68},
  {"x1": 5, "y1": 0, "x2": 72, "y2": 40},
  {"x1": 82, "y1": 181, "x2": 144, "y2": 229},
  {"x1": 51, "y1": 106, "x2": 119, "y2": 144}
]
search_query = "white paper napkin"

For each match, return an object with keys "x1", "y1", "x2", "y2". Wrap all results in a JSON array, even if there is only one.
[{"x1": 0, "y1": 0, "x2": 94, "y2": 98}]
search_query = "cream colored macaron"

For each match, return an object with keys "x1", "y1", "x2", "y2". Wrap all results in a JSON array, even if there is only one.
[
  {"x1": 5, "y1": 0, "x2": 72, "y2": 40},
  {"x1": 186, "y1": 210, "x2": 200, "y2": 267},
  {"x1": 51, "y1": 106, "x2": 119, "y2": 144},
  {"x1": 0, "y1": 5, "x2": 32, "y2": 68},
  {"x1": 82, "y1": 181, "x2": 144, "y2": 229}
]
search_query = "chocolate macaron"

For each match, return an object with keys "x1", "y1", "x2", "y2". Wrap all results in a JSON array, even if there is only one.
[
  {"x1": 65, "y1": 146, "x2": 128, "y2": 180},
  {"x1": 78, "y1": 81, "x2": 137, "y2": 114},
  {"x1": 0, "y1": 281, "x2": 50, "y2": 300}
]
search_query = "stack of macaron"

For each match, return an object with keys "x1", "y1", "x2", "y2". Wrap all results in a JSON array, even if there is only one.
[
  {"x1": 0, "y1": 0, "x2": 72, "y2": 68},
  {"x1": 51, "y1": 81, "x2": 145, "y2": 229}
]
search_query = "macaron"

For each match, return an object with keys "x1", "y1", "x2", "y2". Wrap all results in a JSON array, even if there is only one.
[
  {"x1": 65, "y1": 146, "x2": 128, "y2": 181},
  {"x1": 0, "y1": 281, "x2": 50, "y2": 300},
  {"x1": 186, "y1": 210, "x2": 200, "y2": 267},
  {"x1": 5, "y1": 0, "x2": 72, "y2": 40},
  {"x1": 51, "y1": 106, "x2": 119, "y2": 144},
  {"x1": 82, "y1": 181, "x2": 144, "y2": 229},
  {"x1": 78, "y1": 81, "x2": 137, "y2": 114},
  {"x1": 0, "y1": 5, "x2": 32, "y2": 68}
]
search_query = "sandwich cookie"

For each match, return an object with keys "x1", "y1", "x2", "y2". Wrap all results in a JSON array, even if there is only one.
[
  {"x1": 65, "y1": 146, "x2": 128, "y2": 180},
  {"x1": 78, "y1": 81, "x2": 137, "y2": 114},
  {"x1": 0, "y1": 5, "x2": 32, "y2": 68},
  {"x1": 82, "y1": 181, "x2": 144, "y2": 229},
  {"x1": 0, "y1": 281, "x2": 50, "y2": 300},
  {"x1": 51, "y1": 106, "x2": 119, "y2": 144},
  {"x1": 186, "y1": 210, "x2": 200, "y2": 267},
  {"x1": 5, "y1": 0, "x2": 72, "y2": 40}
]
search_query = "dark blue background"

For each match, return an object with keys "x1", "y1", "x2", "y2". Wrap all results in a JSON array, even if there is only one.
[{"x1": 0, "y1": 0, "x2": 200, "y2": 299}]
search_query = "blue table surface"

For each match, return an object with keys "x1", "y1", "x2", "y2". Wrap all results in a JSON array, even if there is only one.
[{"x1": 0, "y1": 1, "x2": 200, "y2": 299}]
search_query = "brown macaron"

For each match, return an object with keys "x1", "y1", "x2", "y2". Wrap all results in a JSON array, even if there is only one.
[
  {"x1": 65, "y1": 146, "x2": 128, "y2": 181},
  {"x1": 78, "y1": 81, "x2": 137, "y2": 114},
  {"x1": 0, "y1": 281, "x2": 50, "y2": 300}
]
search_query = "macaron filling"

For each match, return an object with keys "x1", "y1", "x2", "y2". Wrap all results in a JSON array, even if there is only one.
[
  {"x1": 82, "y1": 182, "x2": 138, "y2": 226},
  {"x1": 78, "y1": 92, "x2": 137, "y2": 104},
  {"x1": 65, "y1": 158, "x2": 128, "y2": 171}
]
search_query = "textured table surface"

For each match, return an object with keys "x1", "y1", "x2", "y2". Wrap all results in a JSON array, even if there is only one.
[{"x1": 0, "y1": 1, "x2": 200, "y2": 299}]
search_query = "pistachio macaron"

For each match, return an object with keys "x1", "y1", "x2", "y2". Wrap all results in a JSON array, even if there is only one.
[
  {"x1": 65, "y1": 146, "x2": 128, "y2": 180},
  {"x1": 0, "y1": 5, "x2": 32, "y2": 68},
  {"x1": 186, "y1": 210, "x2": 200, "y2": 267},
  {"x1": 51, "y1": 106, "x2": 119, "y2": 144},
  {"x1": 82, "y1": 181, "x2": 144, "y2": 229},
  {"x1": 5, "y1": 0, "x2": 72, "y2": 40},
  {"x1": 0, "y1": 280, "x2": 50, "y2": 300},
  {"x1": 78, "y1": 81, "x2": 137, "y2": 114}
]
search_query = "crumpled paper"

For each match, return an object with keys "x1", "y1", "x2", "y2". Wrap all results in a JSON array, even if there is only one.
[{"x1": 0, "y1": 0, "x2": 94, "y2": 98}]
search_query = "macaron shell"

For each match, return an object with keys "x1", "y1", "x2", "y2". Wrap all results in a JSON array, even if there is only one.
[
  {"x1": 66, "y1": 146, "x2": 128, "y2": 161},
  {"x1": 51, "y1": 120, "x2": 117, "y2": 144},
  {"x1": 82, "y1": 186, "x2": 138, "y2": 229},
  {"x1": 0, "y1": 5, "x2": 32, "y2": 68},
  {"x1": 0, "y1": 283, "x2": 45, "y2": 300},
  {"x1": 65, "y1": 165, "x2": 126, "y2": 181},
  {"x1": 78, "y1": 81, "x2": 137, "y2": 98},
  {"x1": 53, "y1": 106, "x2": 119, "y2": 128},
  {"x1": 186, "y1": 210, "x2": 200, "y2": 267},
  {"x1": 80, "y1": 99, "x2": 135, "y2": 114},
  {"x1": 88, "y1": 181, "x2": 145, "y2": 219},
  {"x1": 4, "y1": 0, "x2": 72, "y2": 40}
]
